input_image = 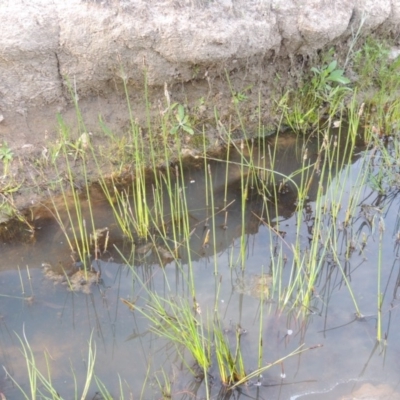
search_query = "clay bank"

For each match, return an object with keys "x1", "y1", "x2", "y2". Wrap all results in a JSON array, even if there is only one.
[
  {"x1": 1, "y1": 0, "x2": 400, "y2": 149},
  {"x1": 1, "y1": 0, "x2": 400, "y2": 218}
]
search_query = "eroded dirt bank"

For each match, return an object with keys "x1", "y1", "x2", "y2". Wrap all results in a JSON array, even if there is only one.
[
  {"x1": 0, "y1": 0, "x2": 400, "y2": 219},
  {"x1": 1, "y1": 0, "x2": 400, "y2": 143}
]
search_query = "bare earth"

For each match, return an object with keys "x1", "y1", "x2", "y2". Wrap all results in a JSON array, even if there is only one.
[{"x1": 0, "y1": 0, "x2": 399, "y2": 216}]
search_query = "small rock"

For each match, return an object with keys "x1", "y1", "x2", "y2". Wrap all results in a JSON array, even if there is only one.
[{"x1": 389, "y1": 47, "x2": 400, "y2": 61}]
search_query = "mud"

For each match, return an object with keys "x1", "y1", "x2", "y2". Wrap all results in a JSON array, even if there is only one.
[{"x1": 42, "y1": 262, "x2": 101, "y2": 294}]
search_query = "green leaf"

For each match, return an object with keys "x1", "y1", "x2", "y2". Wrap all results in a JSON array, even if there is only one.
[
  {"x1": 326, "y1": 60, "x2": 337, "y2": 73},
  {"x1": 170, "y1": 102, "x2": 178, "y2": 111},
  {"x1": 327, "y1": 70, "x2": 350, "y2": 84},
  {"x1": 182, "y1": 125, "x2": 194, "y2": 135},
  {"x1": 177, "y1": 105, "x2": 185, "y2": 121},
  {"x1": 170, "y1": 126, "x2": 179, "y2": 135}
]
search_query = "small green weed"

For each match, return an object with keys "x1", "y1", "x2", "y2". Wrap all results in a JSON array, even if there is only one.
[
  {"x1": 232, "y1": 85, "x2": 253, "y2": 105},
  {"x1": 353, "y1": 38, "x2": 390, "y2": 90},
  {"x1": 0, "y1": 141, "x2": 13, "y2": 177},
  {"x1": 0, "y1": 142, "x2": 13, "y2": 162},
  {"x1": 170, "y1": 104, "x2": 194, "y2": 135},
  {"x1": 213, "y1": 322, "x2": 246, "y2": 386},
  {"x1": 5, "y1": 329, "x2": 99, "y2": 399},
  {"x1": 351, "y1": 38, "x2": 400, "y2": 135},
  {"x1": 278, "y1": 59, "x2": 351, "y2": 133},
  {"x1": 311, "y1": 60, "x2": 351, "y2": 91}
]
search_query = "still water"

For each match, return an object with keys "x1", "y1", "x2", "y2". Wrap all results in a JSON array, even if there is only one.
[{"x1": 1, "y1": 132, "x2": 400, "y2": 399}]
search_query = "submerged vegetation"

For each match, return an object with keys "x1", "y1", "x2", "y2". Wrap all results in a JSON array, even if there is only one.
[{"x1": 1, "y1": 37, "x2": 400, "y2": 398}]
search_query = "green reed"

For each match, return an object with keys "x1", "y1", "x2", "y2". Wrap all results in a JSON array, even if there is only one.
[
  {"x1": 213, "y1": 322, "x2": 245, "y2": 386},
  {"x1": 93, "y1": 375, "x2": 115, "y2": 400},
  {"x1": 206, "y1": 161, "x2": 219, "y2": 276},
  {"x1": 137, "y1": 293, "x2": 211, "y2": 371},
  {"x1": 94, "y1": 72, "x2": 182, "y2": 245},
  {"x1": 230, "y1": 343, "x2": 321, "y2": 389},
  {"x1": 239, "y1": 140, "x2": 250, "y2": 270},
  {"x1": 263, "y1": 137, "x2": 287, "y2": 303},
  {"x1": 48, "y1": 117, "x2": 96, "y2": 273},
  {"x1": 11, "y1": 329, "x2": 38, "y2": 400},
  {"x1": 5, "y1": 329, "x2": 98, "y2": 400},
  {"x1": 212, "y1": 273, "x2": 321, "y2": 389},
  {"x1": 96, "y1": 69, "x2": 169, "y2": 243},
  {"x1": 122, "y1": 73, "x2": 150, "y2": 238},
  {"x1": 376, "y1": 216, "x2": 385, "y2": 341},
  {"x1": 174, "y1": 147, "x2": 198, "y2": 299},
  {"x1": 101, "y1": 179, "x2": 135, "y2": 242},
  {"x1": 154, "y1": 368, "x2": 172, "y2": 400},
  {"x1": 130, "y1": 279, "x2": 318, "y2": 395},
  {"x1": 249, "y1": 112, "x2": 374, "y2": 316}
]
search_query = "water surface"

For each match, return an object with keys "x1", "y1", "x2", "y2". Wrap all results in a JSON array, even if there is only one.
[{"x1": 1, "y1": 132, "x2": 400, "y2": 399}]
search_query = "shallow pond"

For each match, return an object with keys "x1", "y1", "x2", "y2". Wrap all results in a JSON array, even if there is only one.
[{"x1": 1, "y1": 131, "x2": 400, "y2": 399}]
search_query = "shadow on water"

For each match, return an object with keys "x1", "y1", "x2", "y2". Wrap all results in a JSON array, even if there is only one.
[
  {"x1": 0, "y1": 130, "x2": 400, "y2": 399},
  {"x1": 3, "y1": 131, "x2": 360, "y2": 266}
]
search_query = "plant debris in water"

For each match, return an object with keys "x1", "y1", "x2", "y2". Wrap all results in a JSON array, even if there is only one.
[
  {"x1": 234, "y1": 274, "x2": 273, "y2": 300},
  {"x1": 42, "y1": 262, "x2": 100, "y2": 294}
]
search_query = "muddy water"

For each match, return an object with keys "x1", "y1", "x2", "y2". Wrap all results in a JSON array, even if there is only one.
[{"x1": 1, "y1": 133, "x2": 400, "y2": 399}]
